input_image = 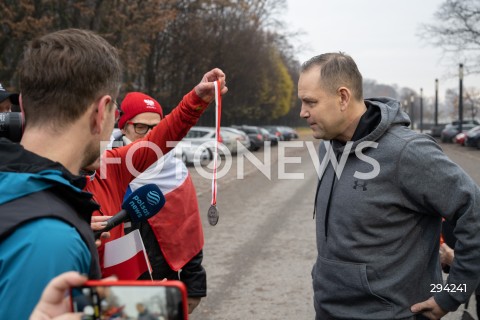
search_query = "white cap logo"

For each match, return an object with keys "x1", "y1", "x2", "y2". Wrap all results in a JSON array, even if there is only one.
[{"x1": 144, "y1": 99, "x2": 156, "y2": 109}]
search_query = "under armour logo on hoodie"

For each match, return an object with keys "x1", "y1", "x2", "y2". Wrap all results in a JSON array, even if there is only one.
[{"x1": 353, "y1": 180, "x2": 368, "y2": 191}]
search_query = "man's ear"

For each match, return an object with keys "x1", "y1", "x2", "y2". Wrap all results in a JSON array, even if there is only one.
[
  {"x1": 19, "y1": 94, "x2": 24, "y2": 114},
  {"x1": 90, "y1": 95, "x2": 111, "y2": 134},
  {"x1": 338, "y1": 87, "x2": 351, "y2": 111}
]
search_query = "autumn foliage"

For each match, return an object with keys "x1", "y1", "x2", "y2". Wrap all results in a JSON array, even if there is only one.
[{"x1": 0, "y1": 0, "x2": 300, "y2": 125}]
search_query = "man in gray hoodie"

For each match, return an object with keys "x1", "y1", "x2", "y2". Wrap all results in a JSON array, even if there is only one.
[{"x1": 299, "y1": 52, "x2": 480, "y2": 320}]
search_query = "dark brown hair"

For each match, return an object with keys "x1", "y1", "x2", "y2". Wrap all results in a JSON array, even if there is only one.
[
  {"x1": 19, "y1": 29, "x2": 122, "y2": 129},
  {"x1": 301, "y1": 52, "x2": 363, "y2": 101}
]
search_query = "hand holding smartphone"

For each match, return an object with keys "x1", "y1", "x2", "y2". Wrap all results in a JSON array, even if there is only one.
[{"x1": 71, "y1": 280, "x2": 188, "y2": 320}]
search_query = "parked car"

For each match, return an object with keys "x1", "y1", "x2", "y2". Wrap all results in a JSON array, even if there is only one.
[
  {"x1": 232, "y1": 125, "x2": 265, "y2": 151},
  {"x1": 453, "y1": 132, "x2": 466, "y2": 146},
  {"x1": 452, "y1": 119, "x2": 479, "y2": 125},
  {"x1": 182, "y1": 126, "x2": 236, "y2": 157},
  {"x1": 222, "y1": 127, "x2": 251, "y2": 153},
  {"x1": 259, "y1": 127, "x2": 277, "y2": 145},
  {"x1": 173, "y1": 140, "x2": 210, "y2": 165},
  {"x1": 278, "y1": 126, "x2": 298, "y2": 140},
  {"x1": 429, "y1": 124, "x2": 447, "y2": 138},
  {"x1": 464, "y1": 125, "x2": 480, "y2": 149},
  {"x1": 262, "y1": 126, "x2": 284, "y2": 141},
  {"x1": 440, "y1": 123, "x2": 477, "y2": 143}
]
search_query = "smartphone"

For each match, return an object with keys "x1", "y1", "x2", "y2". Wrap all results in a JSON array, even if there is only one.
[{"x1": 71, "y1": 280, "x2": 188, "y2": 320}]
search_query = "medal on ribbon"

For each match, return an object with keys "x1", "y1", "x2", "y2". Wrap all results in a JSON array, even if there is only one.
[{"x1": 208, "y1": 80, "x2": 222, "y2": 226}]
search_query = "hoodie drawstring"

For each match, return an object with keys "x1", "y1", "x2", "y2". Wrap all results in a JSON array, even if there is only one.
[
  {"x1": 312, "y1": 141, "x2": 338, "y2": 240},
  {"x1": 323, "y1": 170, "x2": 337, "y2": 239}
]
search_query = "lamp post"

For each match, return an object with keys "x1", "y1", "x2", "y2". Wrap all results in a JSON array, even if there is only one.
[
  {"x1": 420, "y1": 88, "x2": 423, "y2": 133},
  {"x1": 434, "y1": 79, "x2": 438, "y2": 127},
  {"x1": 459, "y1": 64, "x2": 464, "y2": 134},
  {"x1": 410, "y1": 94, "x2": 415, "y2": 130}
]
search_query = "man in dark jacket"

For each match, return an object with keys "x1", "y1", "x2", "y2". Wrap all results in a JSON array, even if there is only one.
[
  {"x1": 299, "y1": 52, "x2": 480, "y2": 320},
  {"x1": 0, "y1": 28, "x2": 122, "y2": 319}
]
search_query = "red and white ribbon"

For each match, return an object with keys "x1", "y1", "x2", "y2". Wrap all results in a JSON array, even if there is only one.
[{"x1": 211, "y1": 80, "x2": 222, "y2": 206}]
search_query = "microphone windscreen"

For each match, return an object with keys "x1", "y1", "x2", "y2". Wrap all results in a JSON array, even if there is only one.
[{"x1": 122, "y1": 184, "x2": 165, "y2": 223}]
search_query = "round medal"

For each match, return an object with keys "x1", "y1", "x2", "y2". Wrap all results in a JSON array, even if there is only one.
[{"x1": 208, "y1": 205, "x2": 219, "y2": 226}]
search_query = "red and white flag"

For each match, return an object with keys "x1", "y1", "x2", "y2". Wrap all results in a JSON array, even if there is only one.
[
  {"x1": 125, "y1": 151, "x2": 204, "y2": 271},
  {"x1": 103, "y1": 229, "x2": 151, "y2": 280}
]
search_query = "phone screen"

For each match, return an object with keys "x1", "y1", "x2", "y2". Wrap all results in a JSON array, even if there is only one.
[{"x1": 71, "y1": 281, "x2": 186, "y2": 320}]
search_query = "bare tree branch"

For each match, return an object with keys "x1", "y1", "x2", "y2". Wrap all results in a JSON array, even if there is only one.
[{"x1": 418, "y1": 0, "x2": 480, "y2": 75}]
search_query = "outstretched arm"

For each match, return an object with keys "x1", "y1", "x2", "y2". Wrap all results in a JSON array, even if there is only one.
[{"x1": 102, "y1": 68, "x2": 228, "y2": 187}]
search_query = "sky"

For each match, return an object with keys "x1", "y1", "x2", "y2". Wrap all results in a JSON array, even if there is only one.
[{"x1": 284, "y1": 0, "x2": 479, "y2": 102}]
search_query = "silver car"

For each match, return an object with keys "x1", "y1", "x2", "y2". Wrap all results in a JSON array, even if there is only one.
[{"x1": 183, "y1": 126, "x2": 241, "y2": 156}]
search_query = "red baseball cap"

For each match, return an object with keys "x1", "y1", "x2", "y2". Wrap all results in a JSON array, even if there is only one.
[{"x1": 118, "y1": 92, "x2": 163, "y2": 129}]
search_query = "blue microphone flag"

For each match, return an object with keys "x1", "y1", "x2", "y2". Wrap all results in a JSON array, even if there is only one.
[{"x1": 122, "y1": 184, "x2": 165, "y2": 223}]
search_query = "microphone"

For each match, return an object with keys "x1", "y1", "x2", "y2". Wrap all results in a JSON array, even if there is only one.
[{"x1": 95, "y1": 184, "x2": 165, "y2": 239}]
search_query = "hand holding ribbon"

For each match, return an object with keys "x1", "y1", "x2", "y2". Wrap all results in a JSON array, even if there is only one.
[{"x1": 194, "y1": 68, "x2": 228, "y2": 104}]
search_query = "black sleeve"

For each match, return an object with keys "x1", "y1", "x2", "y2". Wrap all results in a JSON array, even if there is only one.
[
  {"x1": 132, "y1": 221, "x2": 177, "y2": 281},
  {"x1": 179, "y1": 250, "x2": 207, "y2": 298},
  {"x1": 133, "y1": 222, "x2": 207, "y2": 297}
]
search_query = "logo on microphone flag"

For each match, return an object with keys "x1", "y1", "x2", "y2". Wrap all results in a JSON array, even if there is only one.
[
  {"x1": 146, "y1": 190, "x2": 161, "y2": 206},
  {"x1": 103, "y1": 229, "x2": 151, "y2": 279}
]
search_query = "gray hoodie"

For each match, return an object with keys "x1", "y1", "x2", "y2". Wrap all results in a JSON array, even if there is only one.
[{"x1": 312, "y1": 97, "x2": 480, "y2": 319}]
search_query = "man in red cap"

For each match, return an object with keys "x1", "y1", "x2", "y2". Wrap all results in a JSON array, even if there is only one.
[
  {"x1": 117, "y1": 92, "x2": 164, "y2": 140},
  {"x1": 83, "y1": 68, "x2": 226, "y2": 314},
  {"x1": 115, "y1": 92, "x2": 206, "y2": 314}
]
